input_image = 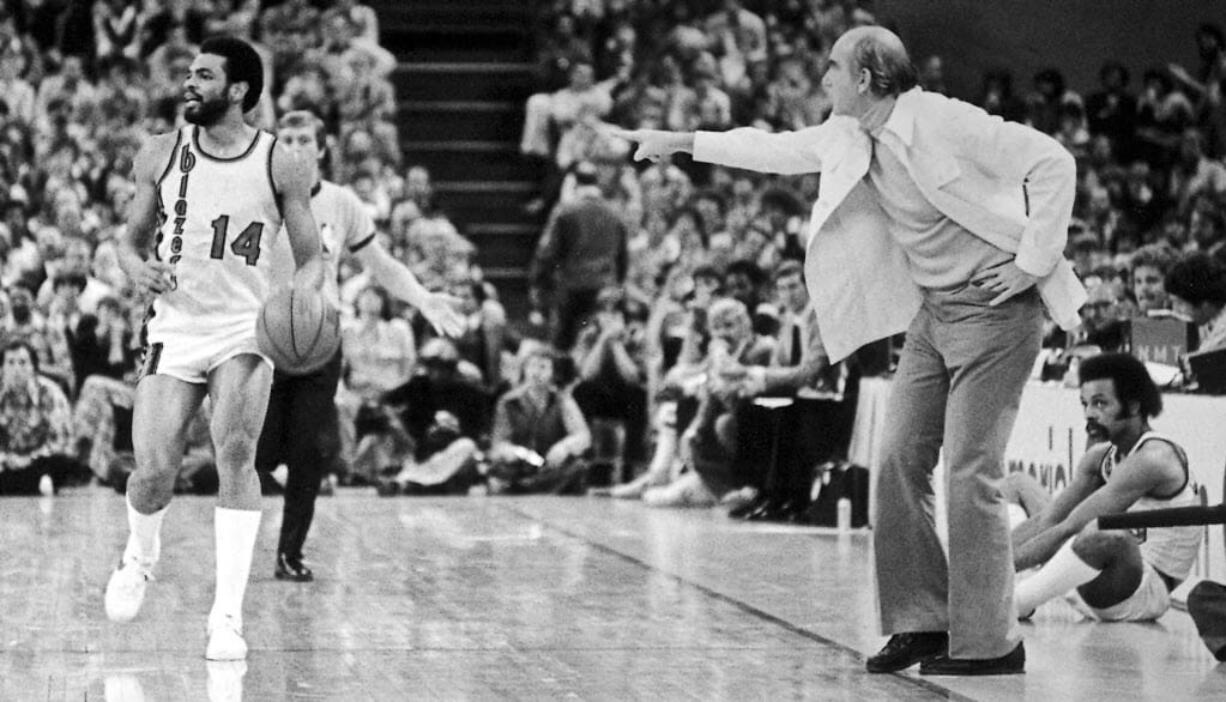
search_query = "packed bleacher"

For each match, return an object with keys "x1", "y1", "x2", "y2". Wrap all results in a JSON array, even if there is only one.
[
  {"x1": 2, "y1": 0, "x2": 1226, "y2": 521},
  {"x1": 514, "y1": 0, "x2": 1226, "y2": 515}
]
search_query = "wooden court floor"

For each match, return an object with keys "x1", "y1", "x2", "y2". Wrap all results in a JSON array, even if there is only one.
[{"x1": 2, "y1": 490, "x2": 1225, "y2": 701}]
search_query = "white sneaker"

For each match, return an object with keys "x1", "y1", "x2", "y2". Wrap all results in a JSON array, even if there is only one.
[
  {"x1": 104, "y1": 560, "x2": 153, "y2": 623},
  {"x1": 104, "y1": 674, "x2": 147, "y2": 702},
  {"x1": 206, "y1": 615, "x2": 248, "y2": 661},
  {"x1": 642, "y1": 472, "x2": 717, "y2": 508},
  {"x1": 206, "y1": 660, "x2": 248, "y2": 702}
]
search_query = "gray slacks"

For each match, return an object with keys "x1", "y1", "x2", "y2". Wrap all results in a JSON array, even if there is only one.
[{"x1": 874, "y1": 283, "x2": 1043, "y2": 658}]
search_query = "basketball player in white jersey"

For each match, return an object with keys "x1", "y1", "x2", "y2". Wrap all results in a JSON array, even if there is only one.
[
  {"x1": 104, "y1": 37, "x2": 327, "y2": 661},
  {"x1": 1009, "y1": 352, "x2": 1202, "y2": 621},
  {"x1": 256, "y1": 110, "x2": 465, "y2": 582}
]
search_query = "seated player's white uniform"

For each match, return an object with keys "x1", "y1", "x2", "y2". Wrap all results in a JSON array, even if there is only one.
[
  {"x1": 141, "y1": 125, "x2": 284, "y2": 383},
  {"x1": 1072, "y1": 431, "x2": 1204, "y2": 621}
]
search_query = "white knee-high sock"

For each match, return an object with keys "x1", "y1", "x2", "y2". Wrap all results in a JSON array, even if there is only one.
[
  {"x1": 123, "y1": 494, "x2": 168, "y2": 566},
  {"x1": 1006, "y1": 503, "x2": 1029, "y2": 530},
  {"x1": 1014, "y1": 538, "x2": 1101, "y2": 614},
  {"x1": 210, "y1": 507, "x2": 262, "y2": 626}
]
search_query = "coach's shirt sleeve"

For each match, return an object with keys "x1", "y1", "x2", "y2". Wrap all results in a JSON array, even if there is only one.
[{"x1": 692, "y1": 123, "x2": 834, "y2": 176}]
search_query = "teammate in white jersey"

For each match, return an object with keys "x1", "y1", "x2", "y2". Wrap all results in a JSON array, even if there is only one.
[
  {"x1": 1009, "y1": 352, "x2": 1202, "y2": 621},
  {"x1": 104, "y1": 37, "x2": 326, "y2": 661},
  {"x1": 256, "y1": 110, "x2": 464, "y2": 583}
]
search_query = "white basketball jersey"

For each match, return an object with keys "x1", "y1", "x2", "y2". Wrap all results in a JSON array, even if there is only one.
[
  {"x1": 148, "y1": 125, "x2": 283, "y2": 336},
  {"x1": 1099, "y1": 431, "x2": 1203, "y2": 581},
  {"x1": 268, "y1": 180, "x2": 376, "y2": 308}
]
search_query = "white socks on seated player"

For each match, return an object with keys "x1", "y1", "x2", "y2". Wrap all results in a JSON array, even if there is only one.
[
  {"x1": 123, "y1": 494, "x2": 168, "y2": 567},
  {"x1": 1014, "y1": 538, "x2": 1102, "y2": 615},
  {"x1": 210, "y1": 507, "x2": 262, "y2": 628}
]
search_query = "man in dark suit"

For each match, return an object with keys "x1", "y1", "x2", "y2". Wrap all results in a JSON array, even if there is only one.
[{"x1": 529, "y1": 161, "x2": 628, "y2": 351}]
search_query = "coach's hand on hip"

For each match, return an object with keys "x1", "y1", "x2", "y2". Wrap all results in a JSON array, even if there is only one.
[
  {"x1": 611, "y1": 128, "x2": 695, "y2": 163},
  {"x1": 971, "y1": 260, "x2": 1040, "y2": 306}
]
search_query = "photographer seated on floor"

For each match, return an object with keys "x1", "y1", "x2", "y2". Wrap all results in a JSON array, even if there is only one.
[{"x1": 376, "y1": 338, "x2": 492, "y2": 495}]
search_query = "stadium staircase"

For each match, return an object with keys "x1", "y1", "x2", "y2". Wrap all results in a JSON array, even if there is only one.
[{"x1": 374, "y1": 0, "x2": 540, "y2": 319}]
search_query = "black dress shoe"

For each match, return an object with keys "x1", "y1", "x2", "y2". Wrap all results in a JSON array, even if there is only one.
[
  {"x1": 866, "y1": 632, "x2": 948, "y2": 673},
  {"x1": 920, "y1": 642, "x2": 1025, "y2": 676},
  {"x1": 729, "y1": 496, "x2": 769, "y2": 520},
  {"x1": 747, "y1": 499, "x2": 797, "y2": 522},
  {"x1": 375, "y1": 480, "x2": 402, "y2": 497},
  {"x1": 780, "y1": 500, "x2": 810, "y2": 523},
  {"x1": 275, "y1": 553, "x2": 314, "y2": 582}
]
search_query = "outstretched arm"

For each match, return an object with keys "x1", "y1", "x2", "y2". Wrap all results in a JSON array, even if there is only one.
[
  {"x1": 353, "y1": 239, "x2": 465, "y2": 337},
  {"x1": 612, "y1": 128, "x2": 695, "y2": 162},
  {"x1": 1013, "y1": 442, "x2": 1183, "y2": 570},
  {"x1": 271, "y1": 142, "x2": 325, "y2": 291},
  {"x1": 615, "y1": 122, "x2": 832, "y2": 175}
]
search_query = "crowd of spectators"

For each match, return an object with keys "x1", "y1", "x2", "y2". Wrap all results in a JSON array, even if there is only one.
[
  {"x1": 0, "y1": 0, "x2": 497, "y2": 496},
  {"x1": 4, "y1": 1, "x2": 1226, "y2": 510},
  {"x1": 516, "y1": 1, "x2": 1226, "y2": 512}
]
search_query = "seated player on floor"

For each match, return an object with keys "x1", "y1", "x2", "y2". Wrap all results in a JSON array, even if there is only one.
[{"x1": 1009, "y1": 352, "x2": 1202, "y2": 621}]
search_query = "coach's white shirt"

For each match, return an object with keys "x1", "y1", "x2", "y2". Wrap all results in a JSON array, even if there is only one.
[{"x1": 693, "y1": 87, "x2": 1087, "y2": 362}]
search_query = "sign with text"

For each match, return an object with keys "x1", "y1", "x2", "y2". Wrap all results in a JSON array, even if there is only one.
[
  {"x1": 1127, "y1": 317, "x2": 1195, "y2": 367},
  {"x1": 854, "y1": 380, "x2": 1226, "y2": 582}
]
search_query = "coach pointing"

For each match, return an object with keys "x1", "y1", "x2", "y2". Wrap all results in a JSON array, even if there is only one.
[{"x1": 618, "y1": 26, "x2": 1086, "y2": 675}]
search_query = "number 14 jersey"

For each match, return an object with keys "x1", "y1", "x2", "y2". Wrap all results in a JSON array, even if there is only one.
[{"x1": 150, "y1": 125, "x2": 283, "y2": 335}]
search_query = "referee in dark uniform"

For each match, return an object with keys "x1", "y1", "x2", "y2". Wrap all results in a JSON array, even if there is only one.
[{"x1": 256, "y1": 111, "x2": 465, "y2": 581}]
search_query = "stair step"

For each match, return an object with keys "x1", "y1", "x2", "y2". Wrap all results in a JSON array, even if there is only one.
[
  {"x1": 370, "y1": 0, "x2": 538, "y2": 318},
  {"x1": 397, "y1": 101, "x2": 523, "y2": 142},
  {"x1": 385, "y1": 26, "x2": 531, "y2": 63},
  {"x1": 471, "y1": 237, "x2": 537, "y2": 269},
  {"x1": 436, "y1": 181, "x2": 536, "y2": 194},
  {"x1": 401, "y1": 141, "x2": 538, "y2": 183},
  {"x1": 378, "y1": 3, "x2": 531, "y2": 27},
  {"x1": 468, "y1": 222, "x2": 541, "y2": 268},
  {"x1": 431, "y1": 181, "x2": 539, "y2": 226},
  {"x1": 393, "y1": 62, "x2": 538, "y2": 103},
  {"x1": 400, "y1": 100, "x2": 521, "y2": 113},
  {"x1": 484, "y1": 265, "x2": 526, "y2": 276},
  {"x1": 479, "y1": 268, "x2": 531, "y2": 321},
  {"x1": 398, "y1": 62, "x2": 536, "y2": 74},
  {"x1": 467, "y1": 222, "x2": 539, "y2": 237}
]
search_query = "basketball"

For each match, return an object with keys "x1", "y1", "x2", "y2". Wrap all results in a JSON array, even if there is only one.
[{"x1": 256, "y1": 287, "x2": 341, "y2": 375}]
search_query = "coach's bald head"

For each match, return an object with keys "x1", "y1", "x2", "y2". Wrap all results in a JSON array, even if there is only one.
[{"x1": 824, "y1": 26, "x2": 918, "y2": 116}]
